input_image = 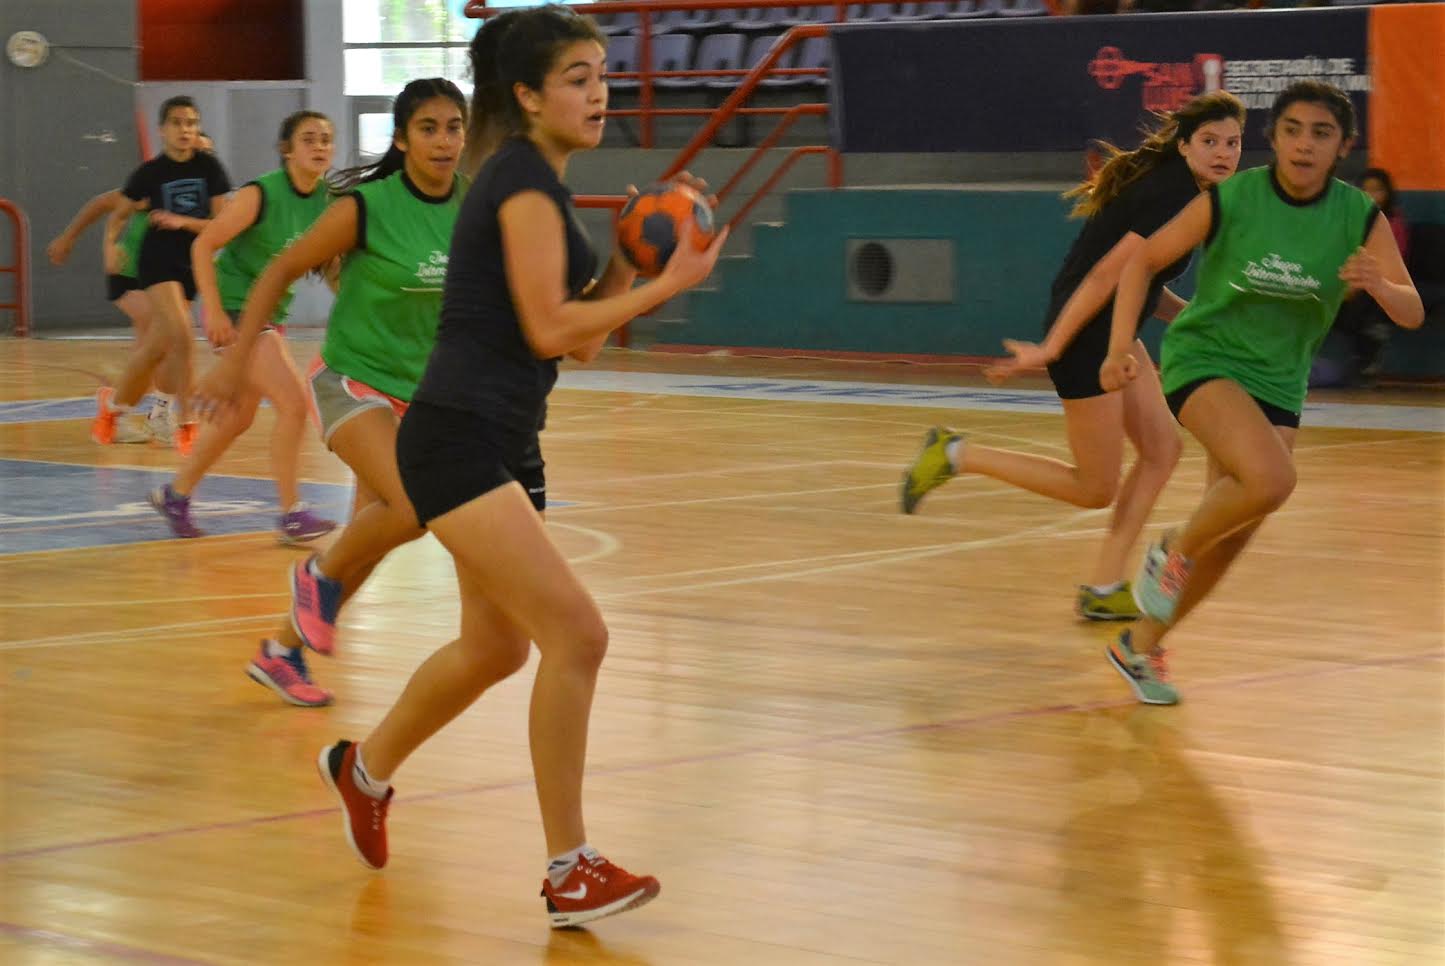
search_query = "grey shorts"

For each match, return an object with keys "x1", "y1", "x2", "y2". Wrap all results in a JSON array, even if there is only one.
[{"x1": 306, "y1": 356, "x2": 409, "y2": 448}]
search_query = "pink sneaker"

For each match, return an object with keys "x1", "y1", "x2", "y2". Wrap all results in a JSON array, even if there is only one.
[
  {"x1": 290, "y1": 555, "x2": 342, "y2": 656},
  {"x1": 246, "y1": 640, "x2": 333, "y2": 707}
]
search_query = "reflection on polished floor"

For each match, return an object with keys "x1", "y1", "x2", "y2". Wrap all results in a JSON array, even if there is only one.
[{"x1": 2, "y1": 339, "x2": 1441, "y2": 964}]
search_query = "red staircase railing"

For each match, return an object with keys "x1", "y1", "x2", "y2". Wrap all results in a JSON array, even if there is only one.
[
  {"x1": 0, "y1": 198, "x2": 32, "y2": 337},
  {"x1": 465, "y1": 3, "x2": 849, "y2": 342}
]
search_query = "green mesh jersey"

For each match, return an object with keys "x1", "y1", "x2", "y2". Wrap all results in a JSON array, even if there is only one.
[
  {"x1": 115, "y1": 213, "x2": 148, "y2": 279},
  {"x1": 321, "y1": 171, "x2": 464, "y2": 401},
  {"x1": 214, "y1": 169, "x2": 331, "y2": 317},
  {"x1": 1162, "y1": 166, "x2": 1378, "y2": 413}
]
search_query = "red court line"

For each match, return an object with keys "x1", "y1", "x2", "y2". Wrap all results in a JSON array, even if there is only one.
[{"x1": 3, "y1": 647, "x2": 1439, "y2": 865}]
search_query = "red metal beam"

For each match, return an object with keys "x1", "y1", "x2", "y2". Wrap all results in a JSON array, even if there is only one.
[{"x1": 0, "y1": 198, "x2": 33, "y2": 337}]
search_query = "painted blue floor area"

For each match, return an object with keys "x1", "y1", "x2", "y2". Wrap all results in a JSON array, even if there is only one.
[
  {"x1": 0, "y1": 395, "x2": 217, "y2": 425},
  {"x1": 0, "y1": 459, "x2": 355, "y2": 554},
  {"x1": 0, "y1": 459, "x2": 576, "y2": 556}
]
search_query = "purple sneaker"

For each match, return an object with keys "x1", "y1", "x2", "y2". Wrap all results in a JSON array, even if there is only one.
[
  {"x1": 291, "y1": 555, "x2": 343, "y2": 656},
  {"x1": 148, "y1": 484, "x2": 204, "y2": 538},
  {"x1": 278, "y1": 503, "x2": 337, "y2": 546}
]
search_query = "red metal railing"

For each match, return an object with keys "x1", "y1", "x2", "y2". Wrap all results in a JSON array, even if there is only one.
[
  {"x1": 468, "y1": 0, "x2": 844, "y2": 147},
  {"x1": 464, "y1": 5, "x2": 849, "y2": 340},
  {"x1": 0, "y1": 198, "x2": 32, "y2": 337}
]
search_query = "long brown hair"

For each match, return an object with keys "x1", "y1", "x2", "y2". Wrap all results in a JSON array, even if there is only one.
[
  {"x1": 462, "y1": 5, "x2": 606, "y2": 175},
  {"x1": 1064, "y1": 90, "x2": 1245, "y2": 219}
]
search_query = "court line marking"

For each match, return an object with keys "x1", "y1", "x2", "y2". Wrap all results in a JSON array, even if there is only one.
[
  {"x1": 2, "y1": 646, "x2": 1438, "y2": 866},
  {"x1": 0, "y1": 591, "x2": 288, "y2": 609}
]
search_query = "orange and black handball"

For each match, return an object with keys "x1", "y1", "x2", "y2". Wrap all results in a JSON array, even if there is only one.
[{"x1": 615, "y1": 183, "x2": 716, "y2": 277}]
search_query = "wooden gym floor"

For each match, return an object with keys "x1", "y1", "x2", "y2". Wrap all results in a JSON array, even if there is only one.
[{"x1": 1, "y1": 337, "x2": 1441, "y2": 965}]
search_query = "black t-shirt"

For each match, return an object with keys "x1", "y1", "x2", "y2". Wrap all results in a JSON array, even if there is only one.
[
  {"x1": 1044, "y1": 153, "x2": 1200, "y2": 337},
  {"x1": 122, "y1": 151, "x2": 233, "y2": 272},
  {"x1": 415, "y1": 137, "x2": 598, "y2": 437}
]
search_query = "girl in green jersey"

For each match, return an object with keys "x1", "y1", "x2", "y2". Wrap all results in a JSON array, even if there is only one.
[
  {"x1": 1099, "y1": 81, "x2": 1423, "y2": 705},
  {"x1": 195, "y1": 80, "x2": 467, "y2": 707},
  {"x1": 148, "y1": 111, "x2": 338, "y2": 553}
]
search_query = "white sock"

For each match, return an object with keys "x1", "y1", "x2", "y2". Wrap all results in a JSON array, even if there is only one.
[
  {"x1": 547, "y1": 844, "x2": 598, "y2": 887},
  {"x1": 944, "y1": 438, "x2": 964, "y2": 472},
  {"x1": 262, "y1": 638, "x2": 298, "y2": 660},
  {"x1": 308, "y1": 556, "x2": 325, "y2": 580},
  {"x1": 1087, "y1": 580, "x2": 1124, "y2": 596},
  {"x1": 351, "y1": 746, "x2": 390, "y2": 800}
]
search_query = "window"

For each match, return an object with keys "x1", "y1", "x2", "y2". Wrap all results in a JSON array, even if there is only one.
[{"x1": 342, "y1": 0, "x2": 595, "y2": 95}]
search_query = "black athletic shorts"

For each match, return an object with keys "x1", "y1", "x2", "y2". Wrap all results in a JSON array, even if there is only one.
[
  {"x1": 397, "y1": 400, "x2": 546, "y2": 525},
  {"x1": 137, "y1": 248, "x2": 198, "y2": 301},
  {"x1": 107, "y1": 274, "x2": 140, "y2": 302},
  {"x1": 1164, "y1": 376, "x2": 1301, "y2": 429},
  {"x1": 1045, "y1": 317, "x2": 1114, "y2": 400}
]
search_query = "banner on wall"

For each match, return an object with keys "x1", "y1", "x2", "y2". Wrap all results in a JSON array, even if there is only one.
[{"x1": 829, "y1": 9, "x2": 1370, "y2": 153}]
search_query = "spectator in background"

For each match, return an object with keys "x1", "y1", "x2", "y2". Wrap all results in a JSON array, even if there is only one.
[{"x1": 1333, "y1": 167, "x2": 1411, "y2": 383}]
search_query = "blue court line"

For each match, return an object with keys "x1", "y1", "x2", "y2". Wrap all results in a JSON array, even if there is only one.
[
  {"x1": 554, "y1": 371, "x2": 1445, "y2": 433},
  {"x1": 9, "y1": 378, "x2": 1444, "y2": 432}
]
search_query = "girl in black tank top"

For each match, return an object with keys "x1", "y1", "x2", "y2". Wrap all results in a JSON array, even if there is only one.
[
  {"x1": 315, "y1": 7, "x2": 726, "y2": 928},
  {"x1": 899, "y1": 92, "x2": 1244, "y2": 622}
]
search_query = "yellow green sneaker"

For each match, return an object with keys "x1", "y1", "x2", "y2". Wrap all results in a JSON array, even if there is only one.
[
  {"x1": 1076, "y1": 582, "x2": 1142, "y2": 621},
  {"x1": 900, "y1": 427, "x2": 962, "y2": 514}
]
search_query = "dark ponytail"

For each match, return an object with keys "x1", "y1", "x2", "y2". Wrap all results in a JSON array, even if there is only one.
[
  {"x1": 331, "y1": 78, "x2": 467, "y2": 191},
  {"x1": 463, "y1": 5, "x2": 605, "y2": 175}
]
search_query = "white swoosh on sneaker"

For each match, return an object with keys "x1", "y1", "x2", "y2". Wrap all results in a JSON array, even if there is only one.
[{"x1": 555, "y1": 883, "x2": 588, "y2": 900}]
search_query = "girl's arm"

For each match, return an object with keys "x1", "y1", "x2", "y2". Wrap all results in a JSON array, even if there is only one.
[
  {"x1": 1041, "y1": 232, "x2": 1146, "y2": 359},
  {"x1": 149, "y1": 192, "x2": 229, "y2": 234},
  {"x1": 501, "y1": 191, "x2": 725, "y2": 361},
  {"x1": 1154, "y1": 286, "x2": 1188, "y2": 323},
  {"x1": 195, "y1": 197, "x2": 358, "y2": 415},
  {"x1": 191, "y1": 184, "x2": 262, "y2": 347},
  {"x1": 1340, "y1": 213, "x2": 1424, "y2": 330},
  {"x1": 986, "y1": 232, "x2": 1145, "y2": 383},
  {"x1": 1101, "y1": 193, "x2": 1212, "y2": 391},
  {"x1": 568, "y1": 254, "x2": 641, "y2": 363},
  {"x1": 47, "y1": 190, "x2": 123, "y2": 264}
]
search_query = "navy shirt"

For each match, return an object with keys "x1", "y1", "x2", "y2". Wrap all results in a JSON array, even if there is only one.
[
  {"x1": 1044, "y1": 153, "x2": 1200, "y2": 338},
  {"x1": 415, "y1": 137, "x2": 598, "y2": 435},
  {"x1": 123, "y1": 151, "x2": 232, "y2": 275}
]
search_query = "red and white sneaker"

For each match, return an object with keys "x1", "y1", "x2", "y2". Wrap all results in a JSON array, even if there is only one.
[
  {"x1": 541, "y1": 852, "x2": 660, "y2": 928},
  {"x1": 317, "y1": 740, "x2": 391, "y2": 870}
]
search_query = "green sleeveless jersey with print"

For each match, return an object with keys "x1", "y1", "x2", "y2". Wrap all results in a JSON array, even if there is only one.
[
  {"x1": 1161, "y1": 166, "x2": 1377, "y2": 413},
  {"x1": 321, "y1": 171, "x2": 463, "y2": 401},
  {"x1": 116, "y1": 213, "x2": 148, "y2": 279},
  {"x1": 214, "y1": 168, "x2": 331, "y2": 317}
]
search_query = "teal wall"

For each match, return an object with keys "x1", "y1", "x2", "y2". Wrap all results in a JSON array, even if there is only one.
[
  {"x1": 680, "y1": 186, "x2": 1444, "y2": 378},
  {"x1": 685, "y1": 188, "x2": 1078, "y2": 356}
]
